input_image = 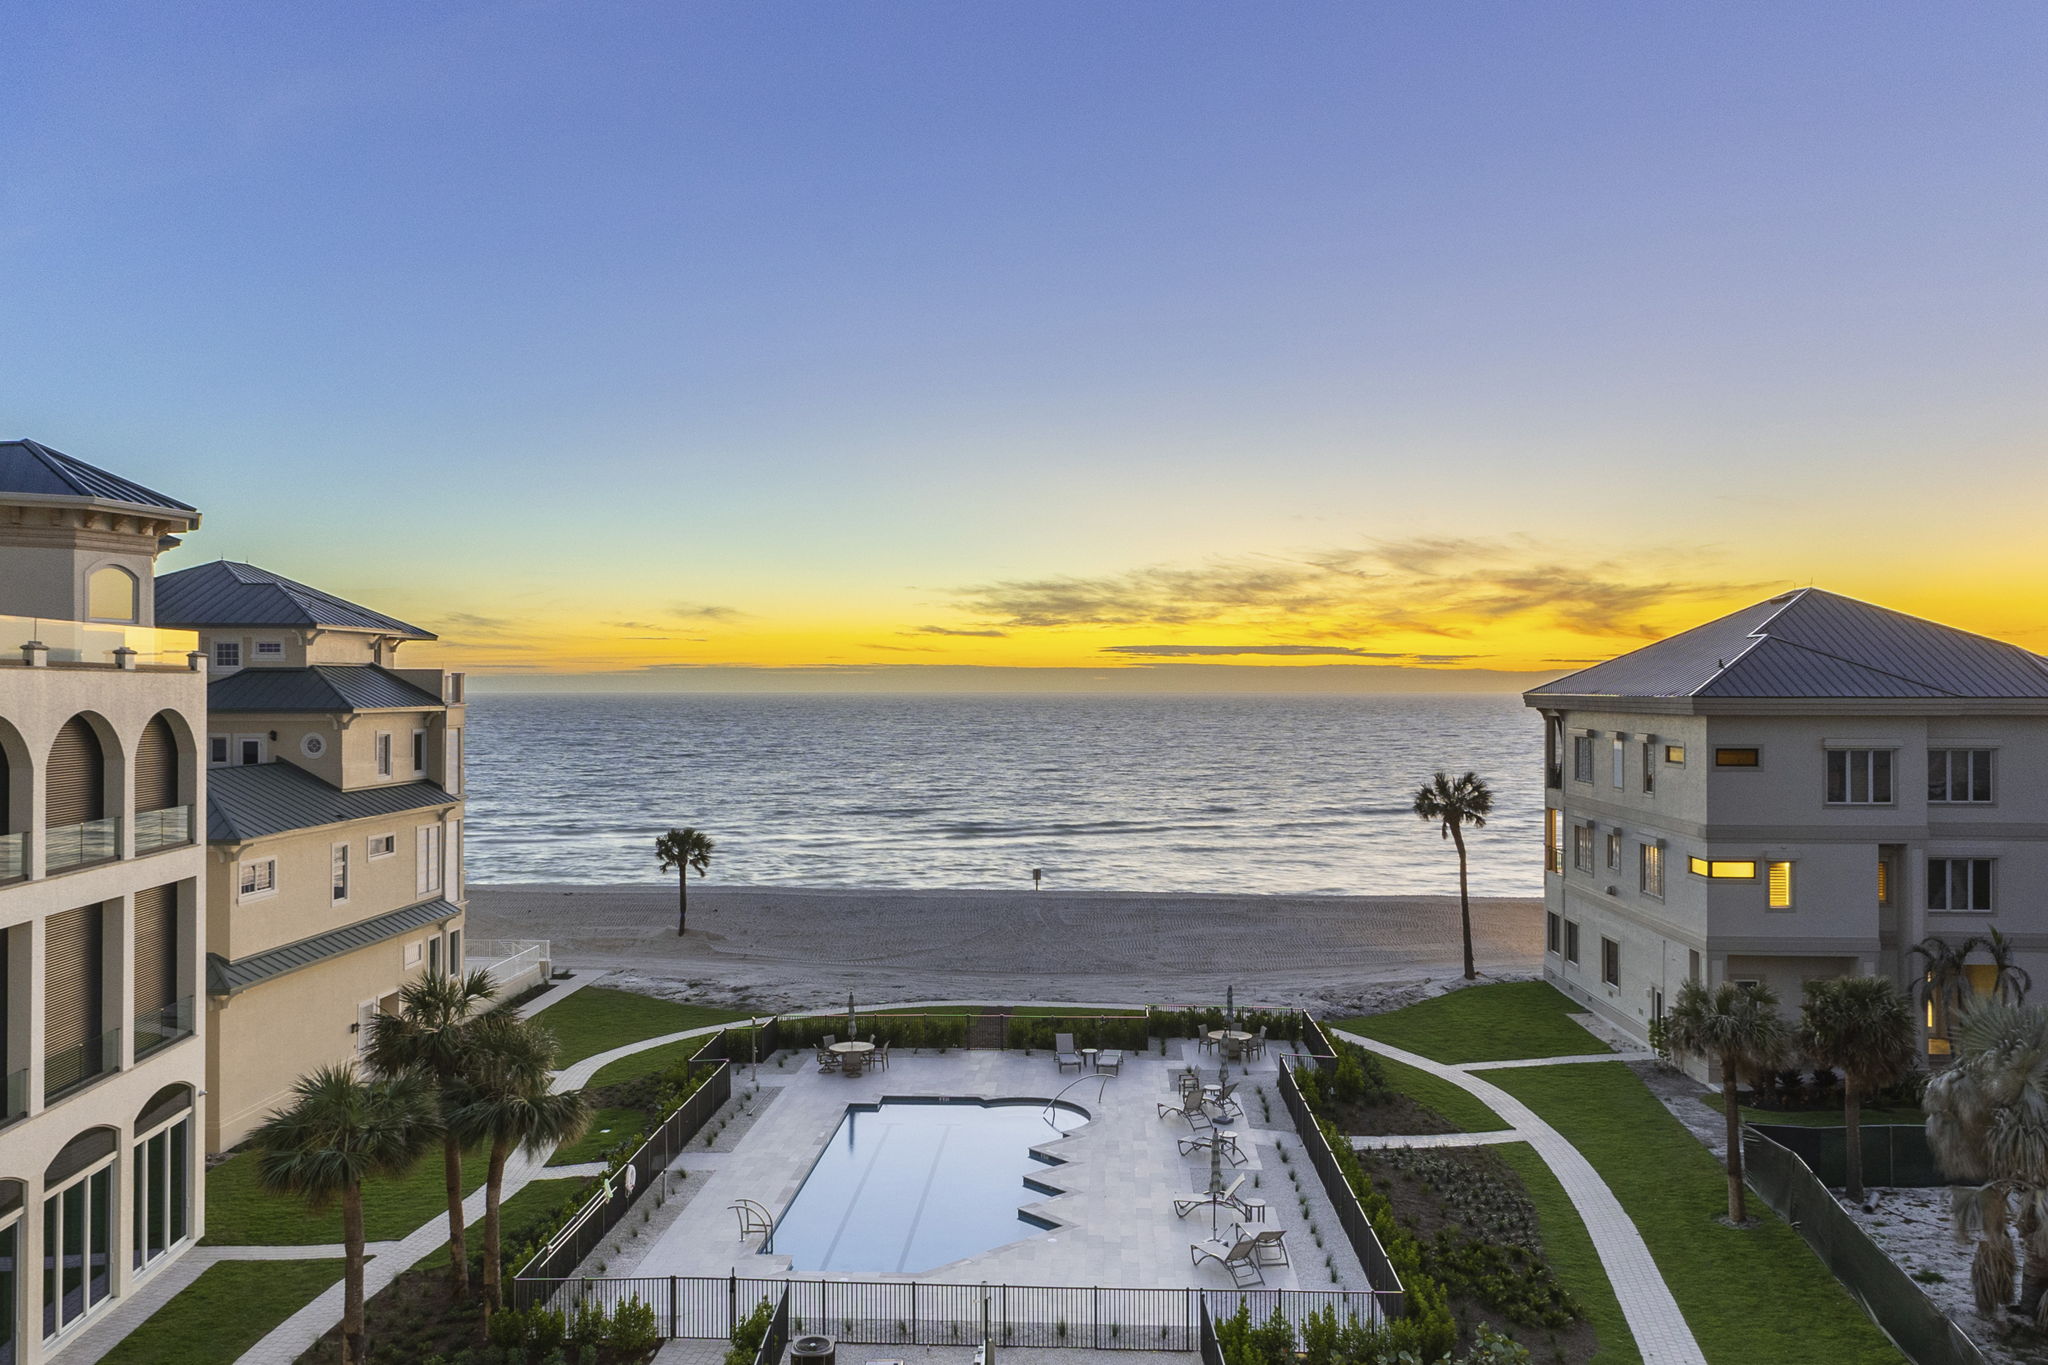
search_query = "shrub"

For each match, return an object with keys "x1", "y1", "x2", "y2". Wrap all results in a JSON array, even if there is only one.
[
  {"x1": 486, "y1": 1307, "x2": 527, "y2": 1349},
  {"x1": 726, "y1": 1295, "x2": 776, "y2": 1365},
  {"x1": 608, "y1": 1295, "x2": 660, "y2": 1353},
  {"x1": 568, "y1": 1300, "x2": 607, "y2": 1352},
  {"x1": 527, "y1": 1306, "x2": 567, "y2": 1351}
]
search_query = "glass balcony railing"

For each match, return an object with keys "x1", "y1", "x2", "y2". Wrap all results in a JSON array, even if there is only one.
[
  {"x1": 4, "y1": 1066, "x2": 25, "y2": 1123},
  {"x1": 45, "y1": 1027, "x2": 121, "y2": 1101},
  {"x1": 133, "y1": 805, "x2": 193, "y2": 855},
  {"x1": 134, "y1": 996, "x2": 196, "y2": 1059},
  {"x1": 0, "y1": 614, "x2": 198, "y2": 667},
  {"x1": 45, "y1": 816, "x2": 121, "y2": 873},
  {"x1": 0, "y1": 830, "x2": 23, "y2": 883}
]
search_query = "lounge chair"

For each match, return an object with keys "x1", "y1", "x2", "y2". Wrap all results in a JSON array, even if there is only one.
[
  {"x1": 1055, "y1": 1033, "x2": 1084, "y2": 1073},
  {"x1": 1178, "y1": 1130, "x2": 1247, "y2": 1165},
  {"x1": 1190, "y1": 1233, "x2": 1264, "y2": 1287},
  {"x1": 1173, "y1": 1174, "x2": 1248, "y2": 1219},
  {"x1": 1204, "y1": 1081, "x2": 1242, "y2": 1119},
  {"x1": 1094, "y1": 1049, "x2": 1123, "y2": 1075},
  {"x1": 1239, "y1": 1225, "x2": 1289, "y2": 1266}
]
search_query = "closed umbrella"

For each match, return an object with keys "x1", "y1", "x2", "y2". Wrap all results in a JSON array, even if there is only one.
[{"x1": 1207, "y1": 1117, "x2": 1227, "y2": 1240}]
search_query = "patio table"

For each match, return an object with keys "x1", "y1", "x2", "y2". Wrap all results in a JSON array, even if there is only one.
[
  {"x1": 830, "y1": 1040, "x2": 875, "y2": 1076},
  {"x1": 1206, "y1": 1029, "x2": 1254, "y2": 1060}
]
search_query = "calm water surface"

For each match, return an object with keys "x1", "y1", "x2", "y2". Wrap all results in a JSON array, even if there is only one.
[{"x1": 463, "y1": 693, "x2": 1542, "y2": 896}]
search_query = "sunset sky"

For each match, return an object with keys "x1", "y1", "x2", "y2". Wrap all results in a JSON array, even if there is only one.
[{"x1": 8, "y1": 3, "x2": 2047, "y2": 690}]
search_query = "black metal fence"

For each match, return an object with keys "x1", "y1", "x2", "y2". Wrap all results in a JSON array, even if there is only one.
[
  {"x1": 1198, "y1": 1297, "x2": 1225, "y2": 1365},
  {"x1": 1274, "y1": 1062, "x2": 1405, "y2": 1318},
  {"x1": 1747, "y1": 1123, "x2": 1942, "y2": 1189},
  {"x1": 514, "y1": 1274, "x2": 1387, "y2": 1350},
  {"x1": 1744, "y1": 1128, "x2": 1987, "y2": 1365},
  {"x1": 753, "y1": 1285, "x2": 792, "y2": 1365},
  {"x1": 1298, "y1": 1015, "x2": 1339, "y2": 1074}
]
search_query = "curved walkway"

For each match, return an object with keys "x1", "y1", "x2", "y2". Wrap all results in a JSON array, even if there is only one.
[{"x1": 1330, "y1": 1027, "x2": 1706, "y2": 1365}]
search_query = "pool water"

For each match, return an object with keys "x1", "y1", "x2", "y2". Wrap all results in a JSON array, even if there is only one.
[{"x1": 771, "y1": 1098, "x2": 1088, "y2": 1274}]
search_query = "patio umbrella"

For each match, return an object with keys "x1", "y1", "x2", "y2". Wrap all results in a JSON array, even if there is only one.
[
  {"x1": 848, "y1": 992, "x2": 857, "y2": 1040},
  {"x1": 1207, "y1": 1116, "x2": 1227, "y2": 1240}
]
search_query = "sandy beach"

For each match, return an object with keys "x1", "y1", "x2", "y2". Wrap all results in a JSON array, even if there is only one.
[{"x1": 464, "y1": 883, "x2": 1542, "y2": 1014}]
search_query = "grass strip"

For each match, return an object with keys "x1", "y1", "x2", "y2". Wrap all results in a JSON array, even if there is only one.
[
  {"x1": 1333, "y1": 982, "x2": 1601, "y2": 1065},
  {"x1": 1492, "y1": 1142, "x2": 1640, "y2": 1365},
  {"x1": 536, "y1": 987, "x2": 750, "y2": 1066},
  {"x1": 97, "y1": 1257, "x2": 343, "y2": 1364},
  {"x1": 419, "y1": 1176, "x2": 596, "y2": 1271},
  {"x1": 204, "y1": 1146, "x2": 489, "y2": 1245},
  {"x1": 548, "y1": 1105, "x2": 645, "y2": 1166},
  {"x1": 1489, "y1": 1062, "x2": 1899, "y2": 1364},
  {"x1": 1375, "y1": 1053, "x2": 1508, "y2": 1133}
]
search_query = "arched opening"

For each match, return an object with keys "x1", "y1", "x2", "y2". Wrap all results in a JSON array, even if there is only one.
[
  {"x1": 42, "y1": 1128, "x2": 117, "y2": 1333},
  {"x1": 133, "y1": 713, "x2": 192, "y2": 853},
  {"x1": 0, "y1": 717, "x2": 25, "y2": 883},
  {"x1": 133, "y1": 1085, "x2": 194, "y2": 1269},
  {"x1": 86, "y1": 565, "x2": 138, "y2": 623},
  {"x1": 46, "y1": 716, "x2": 117, "y2": 873}
]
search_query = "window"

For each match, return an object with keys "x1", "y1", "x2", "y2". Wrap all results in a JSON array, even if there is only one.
[
  {"x1": 1714, "y1": 747, "x2": 1760, "y2": 767},
  {"x1": 1767, "y1": 861, "x2": 1794, "y2": 909},
  {"x1": 1877, "y1": 856, "x2": 1893, "y2": 907},
  {"x1": 1928, "y1": 857, "x2": 1993, "y2": 912},
  {"x1": 449, "y1": 729, "x2": 463, "y2": 794},
  {"x1": 331, "y1": 843, "x2": 349, "y2": 904},
  {"x1": 254, "y1": 640, "x2": 284, "y2": 659},
  {"x1": 368, "y1": 833, "x2": 397, "y2": 859},
  {"x1": 1928, "y1": 749, "x2": 1993, "y2": 804},
  {"x1": 449, "y1": 928, "x2": 462, "y2": 973},
  {"x1": 1826, "y1": 748, "x2": 1894, "y2": 804},
  {"x1": 428, "y1": 936, "x2": 441, "y2": 976},
  {"x1": 1640, "y1": 843, "x2": 1664, "y2": 896},
  {"x1": 207, "y1": 736, "x2": 229, "y2": 767},
  {"x1": 236, "y1": 736, "x2": 263, "y2": 766},
  {"x1": 1545, "y1": 808, "x2": 1563, "y2": 874},
  {"x1": 1564, "y1": 919, "x2": 1581, "y2": 965},
  {"x1": 1651, "y1": 987, "x2": 1665, "y2": 1025},
  {"x1": 412, "y1": 729, "x2": 427, "y2": 775},
  {"x1": 1688, "y1": 949, "x2": 1701, "y2": 983},
  {"x1": 1610, "y1": 735, "x2": 1626, "y2": 789},
  {"x1": 213, "y1": 641, "x2": 241, "y2": 669},
  {"x1": 450, "y1": 818, "x2": 462, "y2": 900},
  {"x1": 1664, "y1": 744, "x2": 1686, "y2": 765},
  {"x1": 375, "y1": 733, "x2": 393, "y2": 778},
  {"x1": 42, "y1": 1163, "x2": 114, "y2": 1335},
  {"x1": 88, "y1": 565, "x2": 138, "y2": 621},
  {"x1": 1572, "y1": 734, "x2": 1594, "y2": 783},
  {"x1": 1573, "y1": 823, "x2": 1594, "y2": 872},
  {"x1": 238, "y1": 859, "x2": 277, "y2": 899},
  {"x1": 1641, "y1": 740, "x2": 1655, "y2": 793},
  {"x1": 1601, "y1": 937, "x2": 1620, "y2": 987},
  {"x1": 132, "y1": 1114, "x2": 191, "y2": 1273},
  {"x1": 417, "y1": 824, "x2": 443, "y2": 895},
  {"x1": 404, "y1": 940, "x2": 423, "y2": 967},
  {"x1": 1605, "y1": 829, "x2": 1622, "y2": 872},
  {"x1": 1688, "y1": 857, "x2": 1758, "y2": 879},
  {"x1": 1546, "y1": 912, "x2": 1561, "y2": 954}
]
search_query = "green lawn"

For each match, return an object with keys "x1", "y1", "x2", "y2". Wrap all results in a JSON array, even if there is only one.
[
  {"x1": 549, "y1": 1105, "x2": 645, "y2": 1166},
  {"x1": 420, "y1": 1176, "x2": 595, "y2": 1270},
  {"x1": 1489, "y1": 1063, "x2": 1899, "y2": 1364},
  {"x1": 97, "y1": 1258, "x2": 343, "y2": 1365},
  {"x1": 204, "y1": 1146, "x2": 490, "y2": 1245},
  {"x1": 1377, "y1": 1053, "x2": 1509, "y2": 1132},
  {"x1": 1331, "y1": 982, "x2": 1602, "y2": 1065},
  {"x1": 1494, "y1": 1143, "x2": 1639, "y2": 1364},
  {"x1": 537, "y1": 987, "x2": 751, "y2": 1066}
]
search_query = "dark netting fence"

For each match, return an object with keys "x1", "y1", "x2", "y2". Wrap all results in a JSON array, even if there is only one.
[{"x1": 1747, "y1": 1123, "x2": 1943, "y2": 1188}]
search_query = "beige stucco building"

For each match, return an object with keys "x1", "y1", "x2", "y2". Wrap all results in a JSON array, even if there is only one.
[
  {"x1": 1525, "y1": 588, "x2": 2048, "y2": 1063},
  {"x1": 154, "y1": 562, "x2": 467, "y2": 1152},
  {"x1": 0, "y1": 440, "x2": 209, "y2": 1365}
]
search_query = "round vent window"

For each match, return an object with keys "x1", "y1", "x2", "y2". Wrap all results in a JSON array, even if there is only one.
[{"x1": 301, "y1": 734, "x2": 327, "y2": 758}]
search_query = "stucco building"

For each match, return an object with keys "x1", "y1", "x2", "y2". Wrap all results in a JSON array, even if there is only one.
[
  {"x1": 154, "y1": 562, "x2": 467, "y2": 1151},
  {"x1": 0, "y1": 441, "x2": 209, "y2": 1365},
  {"x1": 1525, "y1": 588, "x2": 2048, "y2": 1057}
]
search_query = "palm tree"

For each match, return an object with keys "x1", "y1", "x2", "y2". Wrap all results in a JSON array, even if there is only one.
[
  {"x1": 1411, "y1": 771, "x2": 1493, "y2": 981},
  {"x1": 448, "y1": 1013, "x2": 590, "y2": 1316},
  {"x1": 1974, "y1": 927, "x2": 2033, "y2": 1006},
  {"x1": 655, "y1": 827, "x2": 715, "y2": 936},
  {"x1": 1664, "y1": 978, "x2": 1792, "y2": 1224},
  {"x1": 252, "y1": 1065, "x2": 442, "y2": 1365},
  {"x1": 1925, "y1": 1000, "x2": 2048, "y2": 1324},
  {"x1": 1910, "y1": 935, "x2": 1979, "y2": 1060},
  {"x1": 1798, "y1": 976, "x2": 1918, "y2": 1202},
  {"x1": 364, "y1": 969, "x2": 499, "y2": 1301}
]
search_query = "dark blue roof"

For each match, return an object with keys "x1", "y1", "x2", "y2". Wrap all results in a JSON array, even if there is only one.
[
  {"x1": 208, "y1": 899, "x2": 462, "y2": 994},
  {"x1": 208, "y1": 761, "x2": 456, "y2": 841},
  {"x1": 207, "y1": 665, "x2": 445, "y2": 714},
  {"x1": 1528, "y1": 589, "x2": 2048, "y2": 701},
  {"x1": 0, "y1": 439, "x2": 197, "y2": 515},
  {"x1": 156, "y1": 561, "x2": 433, "y2": 639}
]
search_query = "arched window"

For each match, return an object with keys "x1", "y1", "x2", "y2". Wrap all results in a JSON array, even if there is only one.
[
  {"x1": 47, "y1": 718, "x2": 106, "y2": 826},
  {"x1": 87, "y1": 566, "x2": 138, "y2": 623}
]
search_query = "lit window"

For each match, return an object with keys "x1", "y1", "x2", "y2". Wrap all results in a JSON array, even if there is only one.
[
  {"x1": 1877, "y1": 857, "x2": 1891, "y2": 906},
  {"x1": 1545, "y1": 808, "x2": 1563, "y2": 874},
  {"x1": 1928, "y1": 749, "x2": 1993, "y2": 804},
  {"x1": 1664, "y1": 744, "x2": 1686, "y2": 765},
  {"x1": 1826, "y1": 749, "x2": 1894, "y2": 805},
  {"x1": 1714, "y1": 747, "x2": 1760, "y2": 767},
  {"x1": 1688, "y1": 857, "x2": 1758, "y2": 880},
  {"x1": 1928, "y1": 857, "x2": 1993, "y2": 912},
  {"x1": 88, "y1": 565, "x2": 137, "y2": 621},
  {"x1": 1767, "y1": 861, "x2": 1793, "y2": 909}
]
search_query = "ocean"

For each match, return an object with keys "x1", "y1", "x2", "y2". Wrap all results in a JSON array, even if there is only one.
[{"x1": 462, "y1": 693, "x2": 1544, "y2": 897}]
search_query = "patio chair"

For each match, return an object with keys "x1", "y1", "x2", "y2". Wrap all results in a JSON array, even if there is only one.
[
  {"x1": 1055, "y1": 1033, "x2": 1084, "y2": 1073},
  {"x1": 1239, "y1": 1225, "x2": 1289, "y2": 1266},
  {"x1": 1204, "y1": 1081, "x2": 1242, "y2": 1120},
  {"x1": 815, "y1": 1043, "x2": 840, "y2": 1073},
  {"x1": 1094, "y1": 1049, "x2": 1123, "y2": 1075},
  {"x1": 1190, "y1": 1233, "x2": 1264, "y2": 1287},
  {"x1": 1178, "y1": 1130, "x2": 1247, "y2": 1165},
  {"x1": 1172, "y1": 1174, "x2": 1247, "y2": 1219},
  {"x1": 1177, "y1": 1069, "x2": 1202, "y2": 1099},
  {"x1": 1178, "y1": 1103, "x2": 1216, "y2": 1136},
  {"x1": 1197, "y1": 1032, "x2": 1217, "y2": 1056},
  {"x1": 1246, "y1": 1026, "x2": 1268, "y2": 1061},
  {"x1": 874, "y1": 1040, "x2": 891, "y2": 1069}
]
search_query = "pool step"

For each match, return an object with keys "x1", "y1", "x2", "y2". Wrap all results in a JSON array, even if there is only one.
[{"x1": 967, "y1": 1010, "x2": 1009, "y2": 1049}]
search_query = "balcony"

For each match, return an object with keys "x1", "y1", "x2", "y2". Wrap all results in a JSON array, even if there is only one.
[
  {"x1": 0, "y1": 830, "x2": 23, "y2": 883},
  {"x1": 133, "y1": 805, "x2": 194, "y2": 855},
  {"x1": 45, "y1": 1027, "x2": 121, "y2": 1102},
  {"x1": 45, "y1": 816, "x2": 121, "y2": 874},
  {"x1": 0, "y1": 614, "x2": 198, "y2": 669},
  {"x1": 134, "y1": 996, "x2": 195, "y2": 1059}
]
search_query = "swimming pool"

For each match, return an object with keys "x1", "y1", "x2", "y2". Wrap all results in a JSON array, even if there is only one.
[{"x1": 770, "y1": 1098, "x2": 1089, "y2": 1274}]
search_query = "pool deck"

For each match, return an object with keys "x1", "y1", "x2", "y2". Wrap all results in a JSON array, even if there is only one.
[{"x1": 617, "y1": 1038, "x2": 1367, "y2": 1294}]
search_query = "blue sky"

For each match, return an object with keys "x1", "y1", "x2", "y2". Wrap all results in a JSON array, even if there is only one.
[{"x1": 7, "y1": 3, "x2": 2047, "y2": 684}]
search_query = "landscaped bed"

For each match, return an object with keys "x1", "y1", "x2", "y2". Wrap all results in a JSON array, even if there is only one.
[{"x1": 100, "y1": 1258, "x2": 344, "y2": 1365}]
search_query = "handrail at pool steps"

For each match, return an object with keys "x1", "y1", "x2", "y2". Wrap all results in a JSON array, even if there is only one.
[{"x1": 1274, "y1": 1061, "x2": 1406, "y2": 1317}]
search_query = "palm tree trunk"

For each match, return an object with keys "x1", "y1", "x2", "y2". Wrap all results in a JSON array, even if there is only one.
[
  {"x1": 342, "y1": 1183, "x2": 368, "y2": 1365},
  {"x1": 677, "y1": 869, "x2": 687, "y2": 937},
  {"x1": 1843, "y1": 1078, "x2": 1865, "y2": 1203},
  {"x1": 1721, "y1": 1060, "x2": 1747, "y2": 1224},
  {"x1": 481, "y1": 1138, "x2": 510, "y2": 1317},
  {"x1": 1450, "y1": 822, "x2": 1475, "y2": 981},
  {"x1": 442, "y1": 1131, "x2": 469, "y2": 1299}
]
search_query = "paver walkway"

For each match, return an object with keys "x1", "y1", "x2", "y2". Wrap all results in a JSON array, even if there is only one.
[{"x1": 1330, "y1": 1027, "x2": 1707, "y2": 1365}]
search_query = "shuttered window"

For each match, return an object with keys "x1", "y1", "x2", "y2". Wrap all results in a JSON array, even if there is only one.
[
  {"x1": 1767, "y1": 861, "x2": 1794, "y2": 909},
  {"x1": 44, "y1": 904, "x2": 104, "y2": 1061},
  {"x1": 46, "y1": 717, "x2": 105, "y2": 827},
  {"x1": 134, "y1": 716, "x2": 178, "y2": 813},
  {"x1": 133, "y1": 885, "x2": 177, "y2": 1017}
]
